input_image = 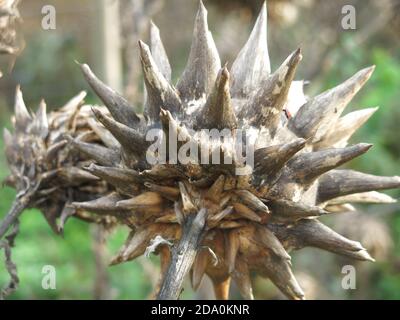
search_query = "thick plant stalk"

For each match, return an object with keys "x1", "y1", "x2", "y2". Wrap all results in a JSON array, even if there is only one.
[{"x1": 157, "y1": 209, "x2": 208, "y2": 300}]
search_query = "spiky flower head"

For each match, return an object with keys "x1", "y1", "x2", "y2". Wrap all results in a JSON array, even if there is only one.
[
  {"x1": 70, "y1": 1, "x2": 399, "y2": 299},
  {"x1": 2, "y1": 88, "x2": 112, "y2": 235}
]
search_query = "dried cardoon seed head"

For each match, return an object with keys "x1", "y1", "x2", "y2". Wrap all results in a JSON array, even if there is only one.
[
  {"x1": 70, "y1": 1, "x2": 399, "y2": 300},
  {"x1": 2, "y1": 88, "x2": 113, "y2": 236}
]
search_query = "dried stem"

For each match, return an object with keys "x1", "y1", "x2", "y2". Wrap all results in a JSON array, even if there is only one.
[
  {"x1": 0, "y1": 221, "x2": 20, "y2": 299},
  {"x1": 0, "y1": 193, "x2": 34, "y2": 240},
  {"x1": 157, "y1": 208, "x2": 208, "y2": 300}
]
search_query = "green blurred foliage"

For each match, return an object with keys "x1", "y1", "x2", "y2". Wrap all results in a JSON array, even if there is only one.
[
  {"x1": 318, "y1": 41, "x2": 400, "y2": 299},
  {"x1": 377, "y1": 213, "x2": 400, "y2": 300},
  {"x1": 11, "y1": 33, "x2": 88, "y2": 109}
]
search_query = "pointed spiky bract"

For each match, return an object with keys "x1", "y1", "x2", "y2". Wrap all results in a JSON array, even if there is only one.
[
  {"x1": 289, "y1": 66, "x2": 375, "y2": 141},
  {"x1": 196, "y1": 66, "x2": 237, "y2": 130},
  {"x1": 240, "y1": 48, "x2": 302, "y2": 134},
  {"x1": 6, "y1": 1, "x2": 399, "y2": 301},
  {"x1": 230, "y1": 1, "x2": 270, "y2": 98},
  {"x1": 79, "y1": 63, "x2": 141, "y2": 127},
  {"x1": 177, "y1": 1, "x2": 221, "y2": 102},
  {"x1": 150, "y1": 21, "x2": 172, "y2": 81}
]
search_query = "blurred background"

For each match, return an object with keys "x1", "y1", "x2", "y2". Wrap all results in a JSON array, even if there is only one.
[{"x1": 0, "y1": 0, "x2": 400, "y2": 299}]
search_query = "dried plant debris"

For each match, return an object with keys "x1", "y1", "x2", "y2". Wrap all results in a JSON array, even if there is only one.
[
  {"x1": 68, "y1": 1, "x2": 400, "y2": 300},
  {"x1": 1, "y1": 88, "x2": 116, "y2": 237},
  {"x1": 0, "y1": 220, "x2": 19, "y2": 300},
  {"x1": 0, "y1": 88, "x2": 117, "y2": 297}
]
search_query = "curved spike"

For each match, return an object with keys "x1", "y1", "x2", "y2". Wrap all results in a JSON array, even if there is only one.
[
  {"x1": 269, "y1": 199, "x2": 328, "y2": 222},
  {"x1": 231, "y1": 258, "x2": 254, "y2": 300},
  {"x1": 325, "y1": 203, "x2": 356, "y2": 213},
  {"x1": 79, "y1": 63, "x2": 140, "y2": 126},
  {"x1": 140, "y1": 164, "x2": 186, "y2": 180},
  {"x1": 206, "y1": 175, "x2": 225, "y2": 202},
  {"x1": 72, "y1": 192, "x2": 124, "y2": 214},
  {"x1": 31, "y1": 99, "x2": 48, "y2": 138},
  {"x1": 92, "y1": 108, "x2": 148, "y2": 156},
  {"x1": 192, "y1": 249, "x2": 209, "y2": 290},
  {"x1": 233, "y1": 202, "x2": 261, "y2": 222},
  {"x1": 208, "y1": 206, "x2": 233, "y2": 227},
  {"x1": 65, "y1": 135, "x2": 120, "y2": 166},
  {"x1": 257, "y1": 226, "x2": 291, "y2": 261},
  {"x1": 42, "y1": 203, "x2": 63, "y2": 235},
  {"x1": 116, "y1": 192, "x2": 163, "y2": 209},
  {"x1": 139, "y1": 41, "x2": 181, "y2": 120},
  {"x1": 290, "y1": 66, "x2": 375, "y2": 140},
  {"x1": 58, "y1": 203, "x2": 76, "y2": 234},
  {"x1": 159, "y1": 109, "x2": 178, "y2": 164},
  {"x1": 159, "y1": 109, "x2": 195, "y2": 162},
  {"x1": 254, "y1": 138, "x2": 306, "y2": 175},
  {"x1": 178, "y1": 182, "x2": 197, "y2": 214},
  {"x1": 234, "y1": 190, "x2": 270, "y2": 214},
  {"x1": 144, "y1": 182, "x2": 180, "y2": 201},
  {"x1": 110, "y1": 225, "x2": 163, "y2": 265},
  {"x1": 14, "y1": 85, "x2": 31, "y2": 131},
  {"x1": 327, "y1": 191, "x2": 397, "y2": 205},
  {"x1": 45, "y1": 140, "x2": 67, "y2": 162},
  {"x1": 177, "y1": 0, "x2": 221, "y2": 101},
  {"x1": 85, "y1": 163, "x2": 141, "y2": 191},
  {"x1": 60, "y1": 91, "x2": 87, "y2": 112},
  {"x1": 58, "y1": 166, "x2": 99, "y2": 185},
  {"x1": 287, "y1": 143, "x2": 372, "y2": 184},
  {"x1": 230, "y1": 1, "x2": 270, "y2": 98},
  {"x1": 87, "y1": 118, "x2": 119, "y2": 149},
  {"x1": 280, "y1": 219, "x2": 375, "y2": 262},
  {"x1": 315, "y1": 107, "x2": 379, "y2": 149},
  {"x1": 241, "y1": 48, "x2": 302, "y2": 133},
  {"x1": 259, "y1": 254, "x2": 305, "y2": 300},
  {"x1": 150, "y1": 21, "x2": 172, "y2": 81},
  {"x1": 196, "y1": 67, "x2": 237, "y2": 130},
  {"x1": 318, "y1": 169, "x2": 400, "y2": 203},
  {"x1": 174, "y1": 202, "x2": 185, "y2": 225},
  {"x1": 109, "y1": 231, "x2": 135, "y2": 265},
  {"x1": 155, "y1": 213, "x2": 178, "y2": 224}
]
